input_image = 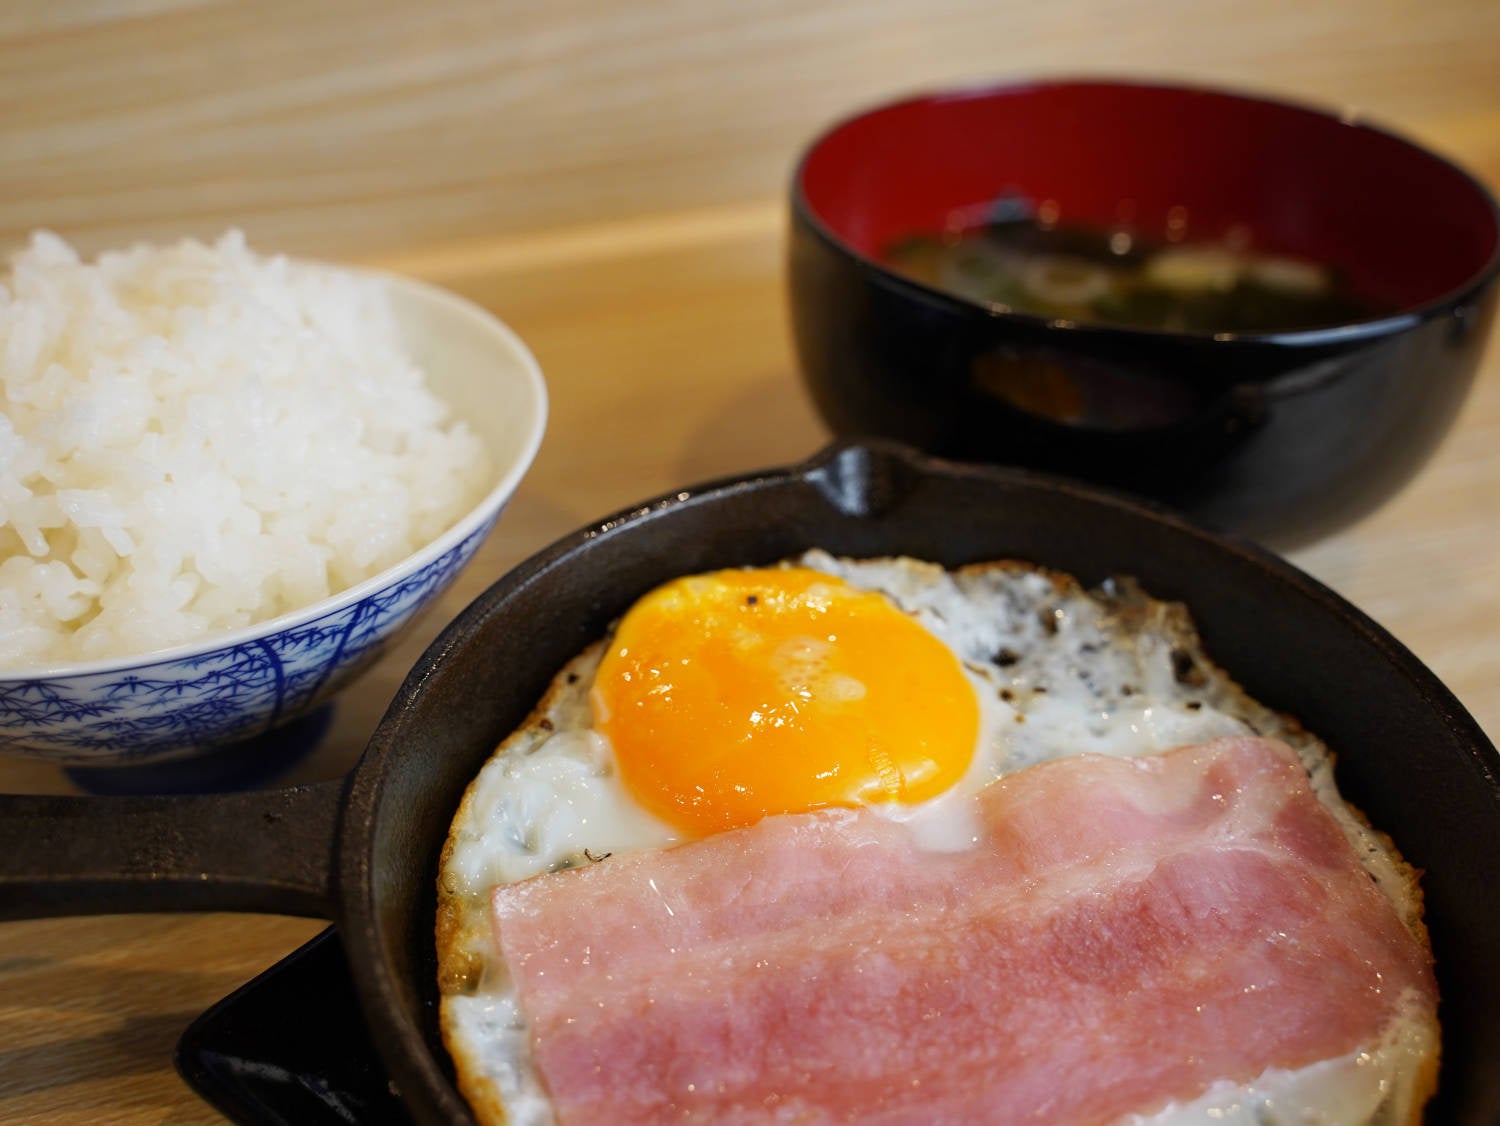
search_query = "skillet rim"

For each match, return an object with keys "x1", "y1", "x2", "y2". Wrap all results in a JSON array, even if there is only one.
[{"x1": 337, "y1": 439, "x2": 1500, "y2": 1124}]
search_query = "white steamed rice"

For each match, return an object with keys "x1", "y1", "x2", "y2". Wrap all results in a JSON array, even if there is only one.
[{"x1": 0, "y1": 230, "x2": 492, "y2": 668}]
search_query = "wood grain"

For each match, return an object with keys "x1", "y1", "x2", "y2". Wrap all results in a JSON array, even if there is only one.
[
  {"x1": 2, "y1": 1, "x2": 1500, "y2": 1120},
  {"x1": 3, "y1": 0, "x2": 1499, "y2": 257}
]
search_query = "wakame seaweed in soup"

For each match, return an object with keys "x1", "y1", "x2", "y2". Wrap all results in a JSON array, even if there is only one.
[{"x1": 884, "y1": 217, "x2": 1385, "y2": 334}]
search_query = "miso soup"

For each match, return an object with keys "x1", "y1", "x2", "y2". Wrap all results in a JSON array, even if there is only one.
[{"x1": 884, "y1": 214, "x2": 1384, "y2": 334}]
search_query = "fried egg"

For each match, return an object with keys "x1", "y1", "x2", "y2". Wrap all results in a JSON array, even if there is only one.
[
  {"x1": 595, "y1": 565, "x2": 984, "y2": 836},
  {"x1": 437, "y1": 552, "x2": 1434, "y2": 1126}
]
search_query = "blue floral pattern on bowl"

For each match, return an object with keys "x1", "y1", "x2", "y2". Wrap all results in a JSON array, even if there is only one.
[{"x1": 0, "y1": 516, "x2": 497, "y2": 764}]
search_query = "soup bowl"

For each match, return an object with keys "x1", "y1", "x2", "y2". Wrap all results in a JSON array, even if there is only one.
[
  {"x1": 0, "y1": 269, "x2": 547, "y2": 766},
  {"x1": 788, "y1": 78, "x2": 1500, "y2": 546}
]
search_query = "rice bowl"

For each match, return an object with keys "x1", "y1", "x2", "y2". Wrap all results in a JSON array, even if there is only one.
[
  {"x1": 0, "y1": 233, "x2": 546, "y2": 762},
  {"x1": 0, "y1": 231, "x2": 497, "y2": 666}
]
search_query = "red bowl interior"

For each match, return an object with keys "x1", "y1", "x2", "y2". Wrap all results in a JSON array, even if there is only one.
[{"x1": 798, "y1": 80, "x2": 1500, "y2": 314}]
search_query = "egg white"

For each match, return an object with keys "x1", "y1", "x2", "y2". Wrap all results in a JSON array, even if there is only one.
[{"x1": 437, "y1": 552, "x2": 1435, "y2": 1126}]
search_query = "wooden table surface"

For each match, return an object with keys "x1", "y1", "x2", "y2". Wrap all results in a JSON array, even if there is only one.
[{"x1": 4, "y1": 6, "x2": 1500, "y2": 1120}]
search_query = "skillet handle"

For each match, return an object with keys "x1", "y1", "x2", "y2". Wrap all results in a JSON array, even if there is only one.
[{"x1": 0, "y1": 781, "x2": 344, "y2": 921}]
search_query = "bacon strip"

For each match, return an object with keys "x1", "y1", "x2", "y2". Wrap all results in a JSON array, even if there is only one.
[{"x1": 492, "y1": 737, "x2": 1435, "y2": 1125}]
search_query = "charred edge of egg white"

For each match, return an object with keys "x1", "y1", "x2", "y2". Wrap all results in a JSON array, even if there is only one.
[
  {"x1": 436, "y1": 641, "x2": 680, "y2": 1125},
  {"x1": 436, "y1": 551, "x2": 1433, "y2": 1126}
]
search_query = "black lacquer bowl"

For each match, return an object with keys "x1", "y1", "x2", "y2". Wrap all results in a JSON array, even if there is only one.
[
  {"x1": 789, "y1": 79, "x2": 1500, "y2": 547},
  {"x1": 4, "y1": 442, "x2": 1500, "y2": 1122}
]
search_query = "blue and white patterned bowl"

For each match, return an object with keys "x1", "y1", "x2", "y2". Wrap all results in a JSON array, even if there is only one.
[{"x1": 0, "y1": 269, "x2": 547, "y2": 766}]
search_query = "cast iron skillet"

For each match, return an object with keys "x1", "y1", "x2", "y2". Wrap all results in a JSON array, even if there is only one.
[{"x1": 3, "y1": 441, "x2": 1499, "y2": 1123}]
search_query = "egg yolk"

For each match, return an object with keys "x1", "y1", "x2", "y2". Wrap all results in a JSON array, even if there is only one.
[{"x1": 593, "y1": 567, "x2": 980, "y2": 836}]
